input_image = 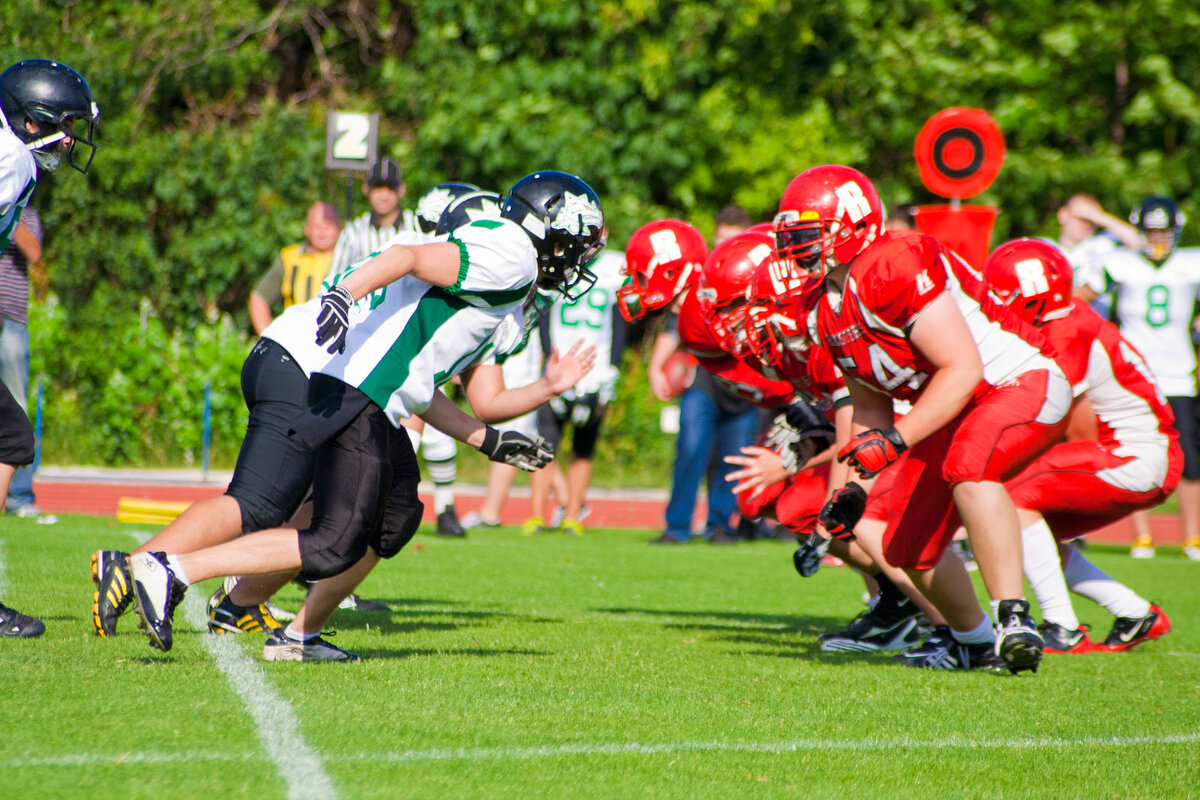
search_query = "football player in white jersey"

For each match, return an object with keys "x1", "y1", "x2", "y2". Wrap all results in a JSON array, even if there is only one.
[
  {"x1": 0, "y1": 59, "x2": 99, "y2": 639},
  {"x1": 1077, "y1": 196, "x2": 1200, "y2": 559},
  {"x1": 121, "y1": 171, "x2": 606, "y2": 658},
  {"x1": 526, "y1": 244, "x2": 628, "y2": 534}
]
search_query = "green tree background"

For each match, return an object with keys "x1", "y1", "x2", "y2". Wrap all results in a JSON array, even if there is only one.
[{"x1": 3, "y1": 1, "x2": 1198, "y2": 474}]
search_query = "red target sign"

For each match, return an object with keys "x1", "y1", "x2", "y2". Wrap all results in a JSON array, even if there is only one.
[{"x1": 914, "y1": 108, "x2": 1005, "y2": 199}]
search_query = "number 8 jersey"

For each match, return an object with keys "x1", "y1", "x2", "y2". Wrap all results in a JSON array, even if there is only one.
[
  {"x1": 1089, "y1": 247, "x2": 1200, "y2": 397},
  {"x1": 809, "y1": 230, "x2": 1060, "y2": 401}
]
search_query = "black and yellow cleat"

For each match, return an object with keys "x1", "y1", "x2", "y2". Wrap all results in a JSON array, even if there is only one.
[
  {"x1": 91, "y1": 550, "x2": 132, "y2": 638},
  {"x1": 207, "y1": 581, "x2": 282, "y2": 634}
]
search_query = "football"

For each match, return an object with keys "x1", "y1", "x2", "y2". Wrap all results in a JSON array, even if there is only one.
[{"x1": 661, "y1": 349, "x2": 697, "y2": 400}]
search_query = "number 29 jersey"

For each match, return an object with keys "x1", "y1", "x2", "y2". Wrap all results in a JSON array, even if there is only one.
[{"x1": 810, "y1": 230, "x2": 1058, "y2": 402}]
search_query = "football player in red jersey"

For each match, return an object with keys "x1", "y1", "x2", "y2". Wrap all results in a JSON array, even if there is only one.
[
  {"x1": 690, "y1": 239, "x2": 947, "y2": 651},
  {"x1": 984, "y1": 239, "x2": 1176, "y2": 653},
  {"x1": 774, "y1": 165, "x2": 1073, "y2": 673}
]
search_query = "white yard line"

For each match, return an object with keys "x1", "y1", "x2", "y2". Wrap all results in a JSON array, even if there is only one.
[
  {"x1": 129, "y1": 532, "x2": 340, "y2": 800},
  {"x1": 5, "y1": 730, "x2": 1200, "y2": 769}
]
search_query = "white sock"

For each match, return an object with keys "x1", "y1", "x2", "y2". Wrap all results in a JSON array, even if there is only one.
[
  {"x1": 1021, "y1": 518, "x2": 1079, "y2": 630},
  {"x1": 163, "y1": 554, "x2": 192, "y2": 586},
  {"x1": 284, "y1": 626, "x2": 319, "y2": 642},
  {"x1": 1062, "y1": 546, "x2": 1151, "y2": 619},
  {"x1": 432, "y1": 484, "x2": 455, "y2": 515},
  {"x1": 951, "y1": 616, "x2": 995, "y2": 645}
]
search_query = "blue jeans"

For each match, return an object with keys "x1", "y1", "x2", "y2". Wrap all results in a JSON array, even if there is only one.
[
  {"x1": 0, "y1": 319, "x2": 35, "y2": 509},
  {"x1": 663, "y1": 386, "x2": 758, "y2": 541}
]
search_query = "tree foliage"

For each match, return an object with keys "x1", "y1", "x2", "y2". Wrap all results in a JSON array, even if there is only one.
[{"x1": 3, "y1": 1, "x2": 1200, "y2": 466}]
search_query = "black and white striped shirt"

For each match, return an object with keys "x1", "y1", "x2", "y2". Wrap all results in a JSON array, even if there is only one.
[{"x1": 327, "y1": 208, "x2": 418, "y2": 280}]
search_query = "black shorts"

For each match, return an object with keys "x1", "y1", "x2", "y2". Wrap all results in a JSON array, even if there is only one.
[
  {"x1": 297, "y1": 381, "x2": 423, "y2": 579},
  {"x1": 538, "y1": 394, "x2": 605, "y2": 460},
  {"x1": 1168, "y1": 395, "x2": 1200, "y2": 481},
  {"x1": 225, "y1": 339, "x2": 317, "y2": 532},
  {"x1": 0, "y1": 380, "x2": 34, "y2": 468}
]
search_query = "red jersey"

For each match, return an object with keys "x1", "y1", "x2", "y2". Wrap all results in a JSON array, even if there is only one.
[
  {"x1": 676, "y1": 288, "x2": 795, "y2": 409},
  {"x1": 1043, "y1": 300, "x2": 1176, "y2": 450},
  {"x1": 811, "y1": 230, "x2": 1059, "y2": 402}
]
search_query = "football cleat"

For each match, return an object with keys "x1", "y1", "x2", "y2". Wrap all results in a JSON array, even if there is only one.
[
  {"x1": 1092, "y1": 604, "x2": 1171, "y2": 652},
  {"x1": 91, "y1": 550, "x2": 133, "y2": 638},
  {"x1": 1038, "y1": 622, "x2": 1092, "y2": 654},
  {"x1": 0, "y1": 600, "x2": 45, "y2": 637},
  {"x1": 994, "y1": 599, "x2": 1044, "y2": 674},
  {"x1": 262, "y1": 628, "x2": 361, "y2": 662},
  {"x1": 129, "y1": 552, "x2": 187, "y2": 652},
  {"x1": 1182, "y1": 540, "x2": 1200, "y2": 561},
  {"x1": 819, "y1": 591, "x2": 923, "y2": 653},
  {"x1": 520, "y1": 516, "x2": 545, "y2": 537},
  {"x1": 436, "y1": 506, "x2": 467, "y2": 538},
  {"x1": 561, "y1": 518, "x2": 584, "y2": 536},
  {"x1": 207, "y1": 583, "x2": 282, "y2": 634},
  {"x1": 893, "y1": 627, "x2": 1004, "y2": 671}
]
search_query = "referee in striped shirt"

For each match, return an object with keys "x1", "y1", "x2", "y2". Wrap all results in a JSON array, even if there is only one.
[{"x1": 327, "y1": 156, "x2": 417, "y2": 280}]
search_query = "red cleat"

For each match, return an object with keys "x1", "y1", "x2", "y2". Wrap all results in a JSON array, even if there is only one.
[{"x1": 1092, "y1": 604, "x2": 1171, "y2": 652}]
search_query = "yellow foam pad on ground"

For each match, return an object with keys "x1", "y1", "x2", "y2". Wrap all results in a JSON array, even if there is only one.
[{"x1": 117, "y1": 497, "x2": 191, "y2": 525}]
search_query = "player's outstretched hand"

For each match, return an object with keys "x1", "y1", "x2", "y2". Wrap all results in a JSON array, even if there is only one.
[
  {"x1": 818, "y1": 482, "x2": 868, "y2": 539},
  {"x1": 724, "y1": 446, "x2": 788, "y2": 499},
  {"x1": 478, "y1": 427, "x2": 554, "y2": 472},
  {"x1": 315, "y1": 285, "x2": 354, "y2": 354},
  {"x1": 794, "y1": 532, "x2": 831, "y2": 578},
  {"x1": 838, "y1": 427, "x2": 906, "y2": 479},
  {"x1": 544, "y1": 341, "x2": 597, "y2": 395}
]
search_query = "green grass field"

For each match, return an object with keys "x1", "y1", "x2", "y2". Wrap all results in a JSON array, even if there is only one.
[{"x1": 1, "y1": 515, "x2": 1198, "y2": 800}]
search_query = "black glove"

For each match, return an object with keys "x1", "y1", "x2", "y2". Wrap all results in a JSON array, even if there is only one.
[
  {"x1": 478, "y1": 426, "x2": 554, "y2": 472},
  {"x1": 315, "y1": 285, "x2": 354, "y2": 354},
  {"x1": 764, "y1": 403, "x2": 836, "y2": 472},
  {"x1": 818, "y1": 482, "x2": 868, "y2": 539},
  {"x1": 794, "y1": 533, "x2": 831, "y2": 578}
]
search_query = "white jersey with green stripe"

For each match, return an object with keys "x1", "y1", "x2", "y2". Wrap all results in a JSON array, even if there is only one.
[
  {"x1": 263, "y1": 217, "x2": 537, "y2": 424},
  {"x1": 1095, "y1": 246, "x2": 1200, "y2": 396},
  {"x1": 0, "y1": 127, "x2": 37, "y2": 251},
  {"x1": 548, "y1": 249, "x2": 624, "y2": 397}
]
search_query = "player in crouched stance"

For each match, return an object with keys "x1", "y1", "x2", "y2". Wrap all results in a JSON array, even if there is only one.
[
  {"x1": 118, "y1": 171, "x2": 604, "y2": 660},
  {"x1": 983, "y1": 239, "x2": 1175, "y2": 653},
  {"x1": 776, "y1": 166, "x2": 1072, "y2": 673}
]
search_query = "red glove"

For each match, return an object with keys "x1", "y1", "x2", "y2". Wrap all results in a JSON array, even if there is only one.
[{"x1": 838, "y1": 427, "x2": 907, "y2": 479}]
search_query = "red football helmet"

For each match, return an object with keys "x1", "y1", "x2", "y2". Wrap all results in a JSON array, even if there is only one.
[
  {"x1": 982, "y1": 238, "x2": 1074, "y2": 326},
  {"x1": 618, "y1": 219, "x2": 707, "y2": 321},
  {"x1": 774, "y1": 164, "x2": 883, "y2": 274},
  {"x1": 696, "y1": 231, "x2": 776, "y2": 356},
  {"x1": 745, "y1": 278, "x2": 821, "y2": 373}
]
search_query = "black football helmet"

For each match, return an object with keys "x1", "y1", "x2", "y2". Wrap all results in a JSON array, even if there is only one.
[
  {"x1": 1130, "y1": 196, "x2": 1185, "y2": 262},
  {"x1": 415, "y1": 182, "x2": 479, "y2": 234},
  {"x1": 500, "y1": 170, "x2": 605, "y2": 300},
  {"x1": 435, "y1": 190, "x2": 503, "y2": 236},
  {"x1": 0, "y1": 59, "x2": 100, "y2": 173}
]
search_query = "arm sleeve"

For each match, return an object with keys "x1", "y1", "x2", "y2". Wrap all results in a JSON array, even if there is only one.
[
  {"x1": 610, "y1": 305, "x2": 629, "y2": 369},
  {"x1": 538, "y1": 310, "x2": 552, "y2": 358}
]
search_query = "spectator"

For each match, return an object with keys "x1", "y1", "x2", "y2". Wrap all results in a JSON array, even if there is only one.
[
  {"x1": 1060, "y1": 193, "x2": 1140, "y2": 319},
  {"x1": 886, "y1": 202, "x2": 915, "y2": 231},
  {"x1": 713, "y1": 204, "x2": 753, "y2": 247},
  {"x1": 650, "y1": 208, "x2": 758, "y2": 544},
  {"x1": 1078, "y1": 196, "x2": 1200, "y2": 560},
  {"x1": 525, "y1": 246, "x2": 628, "y2": 535},
  {"x1": 248, "y1": 202, "x2": 341, "y2": 334},
  {"x1": 0, "y1": 206, "x2": 50, "y2": 521}
]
